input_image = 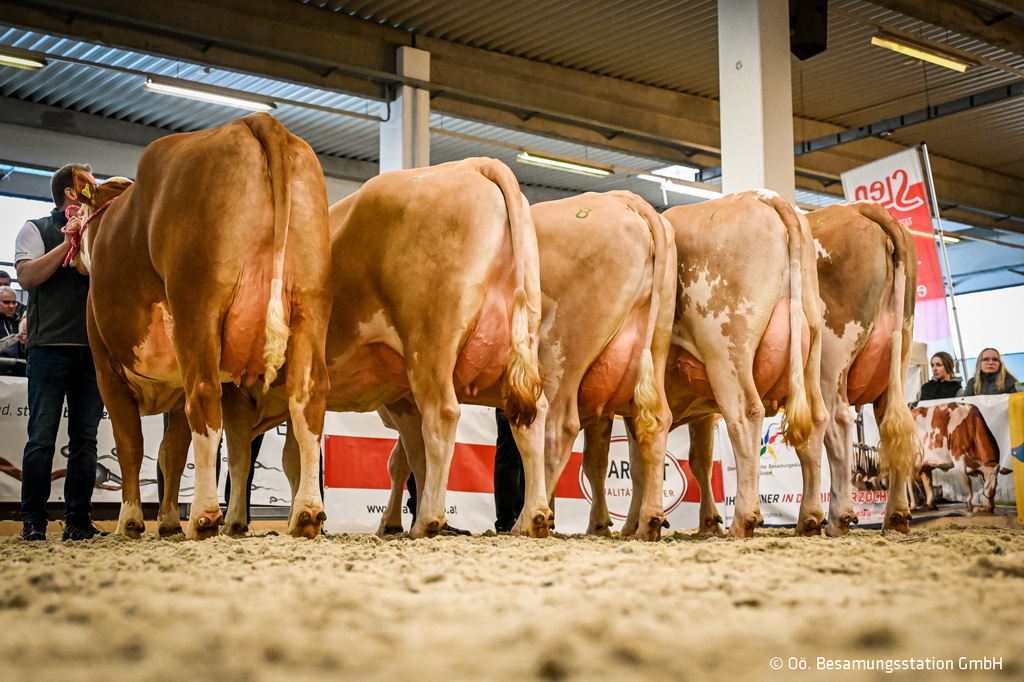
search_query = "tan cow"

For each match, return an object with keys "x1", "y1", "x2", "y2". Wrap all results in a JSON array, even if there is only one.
[
  {"x1": 586, "y1": 190, "x2": 827, "y2": 538},
  {"x1": 911, "y1": 402, "x2": 999, "y2": 513},
  {"x1": 77, "y1": 113, "x2": 332, "y2": 540},
  {"x1": 378, "y1": 191, "x2": 676, "y2": 539},
  {"x1": 218, "y1": 158, "x2": 550, "y2": 539},
  {"x1": 810, "y1": 201, "x2": 920, "y2": 535}
]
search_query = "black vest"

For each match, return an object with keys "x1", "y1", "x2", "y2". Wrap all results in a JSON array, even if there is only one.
[{"x1": 25, "y1": 208, "x2": 91, "y2": 349}]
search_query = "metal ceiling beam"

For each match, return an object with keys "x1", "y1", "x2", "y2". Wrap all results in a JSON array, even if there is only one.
[
  {"x1": 2, "y1": 0, "x2": 1023, "y2": 228},
  {"x1": 869, "y1": 0, "x2": 1024, "y2": 55}
]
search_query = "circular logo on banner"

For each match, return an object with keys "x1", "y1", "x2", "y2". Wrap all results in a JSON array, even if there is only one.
[{"x1": 578, "y1": 436, "x2": 688, "y2": 520}]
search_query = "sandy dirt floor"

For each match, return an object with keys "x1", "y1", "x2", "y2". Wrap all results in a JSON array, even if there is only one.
[{"x1": 1, "y1": 524, "x2": 1022, "y2": 681}]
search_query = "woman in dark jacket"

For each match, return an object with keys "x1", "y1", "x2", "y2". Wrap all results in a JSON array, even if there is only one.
[
  {"x1": 964, "y1": 348, "x2": 1019, "y2": 396},
  {"x1": 917, "y1": 351, "x2": 962, "y2": 401}
]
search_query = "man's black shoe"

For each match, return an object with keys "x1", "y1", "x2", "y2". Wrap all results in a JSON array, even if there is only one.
[
  {"x1": 21, "y1": 522, "x2": 46, "y2": 541},
  {"x1": 61, "y1": 522, "x2": 109, "y2": 541}
]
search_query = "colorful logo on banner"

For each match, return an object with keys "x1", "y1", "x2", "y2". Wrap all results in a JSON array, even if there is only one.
[
  {"x1": 759, "y1": 423, "x2": 783, "y2": 476},
  {"x1": 840, "y1": 148, "x2": 950, "y2": 342}
]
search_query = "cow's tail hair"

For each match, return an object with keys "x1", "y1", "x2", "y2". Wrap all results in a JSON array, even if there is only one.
[
  {"x1": 621, "y1": 193, "x2": 671, "y2": 441},
  {"x1": 244, "y1": 114, "x2": 291, "y2": 391},
  {"x1": 763, "y1": 192, "x2": 812, "y2": 450},
  {"x1": 861, "y1": 203, "x2": 922, "y2": 483},
  {"x1": 477, "y1": 159, "x2": 543, "y2": 428}
]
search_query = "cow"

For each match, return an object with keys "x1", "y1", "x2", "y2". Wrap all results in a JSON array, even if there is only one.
[
  {"x1": 217, "y1": 157, "x2": 550, "y2": 539},
  {"x1": 585, "y1": 190, "x2": 827, "y2": 538},
  {"x1": 76, "y1": 113, "x2": 332, "y2": 540},
  {"x1": 377, "y1": 190, "x2": 677, "y2": 540},
  {"x1": 809, "y1": 201, "x2": 921, "y2": 536},
  {"x1": 911, "y1": 402, "x2": 1000, "y2": 513}
]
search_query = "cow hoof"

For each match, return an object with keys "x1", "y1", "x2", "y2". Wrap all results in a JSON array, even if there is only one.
[
  {"x1": 698, "y1": 517, "x2": 725, "y2": 537},
  {"x1": 636, "y1": 516, "x2": 664, "y2": 542},
  {"x1": 377, "y1": 524, "x2": 405, "y2": 536},
  {"x1": 289, "y1": 509, "x2": 326, "y2": 539},
  {"x1": 187, "y1": 514, "x2": 223, "y2": 541},
  {"x1": 221, "y1": 522, "x2": 249, "y2": 538},
  {"x1": 422, "y1": 520, "x2": 443, "y2": 538},
  {"x1": 795, "y1": 517, "x2": 823, "y2": 537},
  {"x1": 588, "y1": 523, "x2": 613, "y2": 538},
  {"x1": 118, "y1": 519, "x2": 146, "y2": 540},
  {"x1": 883, "y1": 511, "x2": 911, "y2": 534},
  {"x1": 158, "y1": 524, "x2": 185, "y2": 539},
  {"x1": 528, "y1": 513, "x2": 550, "y2": 538}
]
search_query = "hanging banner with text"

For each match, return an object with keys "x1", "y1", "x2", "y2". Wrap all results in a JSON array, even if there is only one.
[{"x1": 841, "y1": 147, "x2": 950, "y2": 342}]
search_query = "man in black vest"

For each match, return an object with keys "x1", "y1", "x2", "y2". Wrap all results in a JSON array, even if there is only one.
[{"x1": 14, "y1": 163, "x2": 106, "y2": 541}]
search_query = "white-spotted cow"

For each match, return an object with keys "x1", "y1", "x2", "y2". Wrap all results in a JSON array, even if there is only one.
[
  {"x1": 378, "y1": 190, "x2": 677, "y2": 540},
  {"x1": 809, "y1": 201, "x2": 921, "y2": 535},
  {"x1": 587, "y1": 190, "x2": 828, "y2": 538},
  {"x1": 77, "y1": 113, "x2": 332, "y2": 540},
  {"x1": 219, "y1": 158, "x2": 550, "y2": 539},
  {"x1": 911, "y1": 402, "x2": 999, "y2": 514}
]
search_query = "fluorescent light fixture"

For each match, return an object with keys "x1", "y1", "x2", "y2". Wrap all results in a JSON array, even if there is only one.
[
  {"x1": 516, "y1": 151, "x2": 612, "y2": 177},
  {"x1": 0, "y1": 48, "x2": 47, "y2": 71},
  {"x1": 143, "y1": 77, "x2": 276, "y2": 112},
  {"x1": 870, "y1": 34, "x2": 974, "y2": 73},
  {"x1": 637, "y1": 174, "x2": 723, "y2": 200},
  {"x1": 650, "y1": 164, "x2": 700, "y2": 182}
]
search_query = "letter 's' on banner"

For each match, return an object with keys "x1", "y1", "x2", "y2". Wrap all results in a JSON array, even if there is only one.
[{"x1": 840, "y1": 148, "x2": 950, "y2": 342}]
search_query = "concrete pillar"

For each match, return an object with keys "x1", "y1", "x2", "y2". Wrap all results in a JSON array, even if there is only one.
[
  {"x1": 717, "y1": 0, "x2": 795, "y2": 202},
  {"x1": 379, "y1": 46, "x2": 430, "y2": 173}
]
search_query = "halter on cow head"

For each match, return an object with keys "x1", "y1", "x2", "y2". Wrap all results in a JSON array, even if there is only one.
[{"x1": 68, "y1": 173, "x2": 133, "y2": 275}]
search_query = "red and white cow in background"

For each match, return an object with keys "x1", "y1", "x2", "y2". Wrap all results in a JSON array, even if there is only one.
[
  {"x1": 911, "y1": 402, "x2": 1000, "y2": 514},
  {"x1": 379, "y1": 190, "x2": 677, "y2": 540},
  {"x1": 78, "y1": 113, "x2": 333, "y2": 540},
  {"x1": 587, "y1": 190, "x2": 828, "y2": 538},
  {"x1": 809, "y1": 201, "x2": 921, "y2": 536},
  {"x1": 216, "y1": 157, "x2": 551, "y2": 539}
]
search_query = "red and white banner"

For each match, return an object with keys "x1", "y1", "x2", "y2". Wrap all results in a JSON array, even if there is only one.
[{"x1": 841, "y1": 148, "x2": 950, "y2": 342}]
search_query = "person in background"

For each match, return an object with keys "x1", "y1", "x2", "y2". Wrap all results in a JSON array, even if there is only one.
[
  {"x1": 0, "y1": 285, "x2": 26, "y2": 376},
  {"x1": 14, "y1": 163, "x2": 107, "y2": 542},
  {"x1": 964, "y1": 348, "x2": 1019, "y2": 396},
  {"x1": 916, "y1": 351, "x2": 962, "y2": 402},
  {"x1": 493, "y1": 409, "x2": 525, "y2": 533},
  {"x1": 0, "y1": 270, "x2": 27, "y2": 318}
]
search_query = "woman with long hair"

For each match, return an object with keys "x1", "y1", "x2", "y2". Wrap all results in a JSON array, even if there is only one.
[
  {"x1": 917, "y1": 351, "x2": 962, "y2": 401},
  {"x1": 964, "y1": 348, "x2": 1019, "y2": 396}
]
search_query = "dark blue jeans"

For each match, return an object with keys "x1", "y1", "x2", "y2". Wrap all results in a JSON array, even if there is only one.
[{"x1": 20, "y1": 346, "x2": 105, "y2": 525}]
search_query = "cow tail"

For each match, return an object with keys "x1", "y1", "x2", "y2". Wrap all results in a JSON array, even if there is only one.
[
  {"x1": 621, "y1": 193, "x2": 671, "y2": 441},
  {"x1": 862, "y1": 203, "x2": 922, "y2": 482},
  {"x1": 244, "y1": 114, "x2": 291, "y2": 392},
  {"x1": 766, "y1": 193, "x2": 812, "y2": 450},
  {"x1": 477, "y1": 159, "x2": 543, "y2": 428}
]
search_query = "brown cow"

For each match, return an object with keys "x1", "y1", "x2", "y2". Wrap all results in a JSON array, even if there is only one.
[
  {"x1": 587, "y1": 190, "x2": 827, "y2": 538},
  {"x1": 911, "y1": 402, "x2": 999, "y2": 513},
  {"x1": 378, "y1": 190, "x2": 676, "y2": 539},
  {"x1": 219, "y1": 158, "x2": 549, "y2": 539},
  {"x1": 77, "y1": 113, "x2": 332, "y2": 540},
  {"x1": 810, "y1": 201, "x2": 921, "y2": 536}
]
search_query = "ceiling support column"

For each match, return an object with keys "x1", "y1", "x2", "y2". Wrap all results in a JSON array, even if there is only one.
[
  {"x1": 379, "y1": 46, "x2": 431, "y2": 172},
  {"x1": 717, "y1": 0, "x2": 795, "y2": 202}
]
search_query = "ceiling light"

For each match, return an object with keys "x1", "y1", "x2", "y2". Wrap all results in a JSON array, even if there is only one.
[
  {"x1": 143, "y1": 77, "x2": 276, "y2": 112},
  {"x1": 870, "y1": 34, "x2": 974, "y2": 73},
  {"x1": 516, "y1": 151, "x2": 612, "y2": 177},
  {"x1": 637, "y1": 174, "x2": 723, "y2": 200},
  {"x1": 650, "y1": 165, "x2": 700, "y2": 182},
  {"x1": 0, "y1": 48, "x2": 47, "y2": 71}
]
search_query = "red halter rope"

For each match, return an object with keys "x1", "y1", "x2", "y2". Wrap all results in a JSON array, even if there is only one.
[{"x1": 62, "y1": 197, "x2": 118, "y2": 267}]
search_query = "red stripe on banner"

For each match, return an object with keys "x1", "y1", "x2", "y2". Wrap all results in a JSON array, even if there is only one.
[
  {"x1": 324, "y1": 435, "x2": 498, "y2": 493},
  {"x1": 554, "y1": 451, "x2": 586, "y2": 499}
]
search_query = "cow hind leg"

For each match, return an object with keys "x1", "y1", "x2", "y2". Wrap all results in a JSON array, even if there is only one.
[
  {"x1": 221, "y1": 390, "x2": 258, "y2": 537},
  {"x1": 712, "y1": 376, "x2": 765, "y2": 538},
  {"x1": 157, "y1": 406, "x2": 190, "y2": 538},
  {"x1": 823, "y1": 402, "x2": 857, "y2": 537},
  {"x1": 581, "y1": 417, "x2": 614, "y2": 536},
  {"x1": 622, "y1": 416, "x2": 669, "y2": 542},
  {"x1": 874, "y1": 398, "x2": 912, "y2": 533},
  {"x1": 509, "y1": 393, "x2": 552, "y2": 539},
  {"x1": 377, "y1": 402, "x2": 418, "y2": 536},
  {"x1": 689, "y1": 416, "x2": 724, "y2": 536},
  {"x1": 542, "y1": 394, "x2": 583, "y2": 534}
]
